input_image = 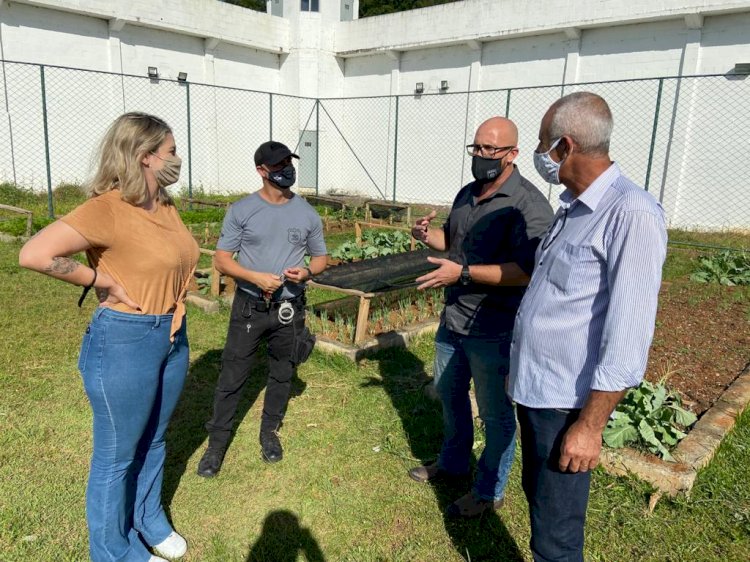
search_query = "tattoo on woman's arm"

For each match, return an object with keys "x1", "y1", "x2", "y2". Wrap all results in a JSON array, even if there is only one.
[{"x1": 44, "y1": 257, "x2": 80, "y2": 275}]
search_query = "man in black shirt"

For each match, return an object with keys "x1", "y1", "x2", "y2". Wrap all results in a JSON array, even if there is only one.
[{"x1": 409, "y1": 117, "x2": 553, "y2": 517}]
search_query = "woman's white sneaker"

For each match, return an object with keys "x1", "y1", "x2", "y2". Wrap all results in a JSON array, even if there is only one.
[
  {"x1": 153, "y1": 531, "x2": 187, "y2": 559},
  {"x1": 148, "y1": 556, "x2": 168, "y2": 562}
]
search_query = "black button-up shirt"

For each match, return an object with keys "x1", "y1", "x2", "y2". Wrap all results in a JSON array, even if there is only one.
[{"x1": 442, "y1": 166, "x2": 554, "y2": 337}]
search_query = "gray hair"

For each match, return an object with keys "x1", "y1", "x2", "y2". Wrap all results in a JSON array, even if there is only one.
[{"x1": 548, "y1": 92, "x2": 613, "y2": 155}]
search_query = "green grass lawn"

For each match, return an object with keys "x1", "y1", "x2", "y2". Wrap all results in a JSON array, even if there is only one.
[{"x1": 1, "y1": 237, "x2": 750, "y2": 560}]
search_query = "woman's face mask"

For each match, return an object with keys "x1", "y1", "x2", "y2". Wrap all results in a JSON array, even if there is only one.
[{"x1": 152, "y1": 154, "x2": 182, "y2": 188}]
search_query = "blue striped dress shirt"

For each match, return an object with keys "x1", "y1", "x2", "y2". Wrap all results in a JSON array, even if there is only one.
[{"x1": 508, "y1": 163, "x2": 667, "y2": 409}]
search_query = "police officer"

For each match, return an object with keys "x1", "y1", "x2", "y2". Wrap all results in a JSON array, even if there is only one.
[{"x1": 197, "y1": 141, "x2": 327, "y2": 476}]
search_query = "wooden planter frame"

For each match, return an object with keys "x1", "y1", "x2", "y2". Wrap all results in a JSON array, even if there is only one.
[{"x1": 0, "y1": 203, "x2": 33, "y2": 237}]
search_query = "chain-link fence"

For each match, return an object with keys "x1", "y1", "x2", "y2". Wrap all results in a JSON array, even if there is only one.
[{"x1": 0, "y1": 60, "x2": 747, "y2": 246}]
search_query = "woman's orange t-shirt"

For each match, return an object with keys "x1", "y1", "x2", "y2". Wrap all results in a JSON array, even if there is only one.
[{"x1": 61, "y1": 190, "x2": 200, "y2": 338}]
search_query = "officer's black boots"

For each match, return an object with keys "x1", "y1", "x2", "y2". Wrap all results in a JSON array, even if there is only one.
[
  {"x1": 196, "y1": 446, "x2": 226, "y2": 478},
  {"x1": 260, "y1": 429, "x2": 283, "y2": 463}
]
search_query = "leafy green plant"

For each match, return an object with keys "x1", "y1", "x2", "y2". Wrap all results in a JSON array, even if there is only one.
[
  {"x1": 196, "y1": 275, "x2": 212, "y2": 295},
  {"x1": 180, "y1": 207, "x2": 226, "y2": 224},
  {"x1": 0, "y1": 182, "x2": 42, "y2": 208},
  {"x1": 690, "y1": 251, "x2": 750, "y2": 286},
  {"x1": 603, "y1": 379, "x2": 697, "y2": 461},
  {"x1": 330, "y1": 229, "x2": 421, "y2": 262},
  {"x1": 52, "y1": 183, "x2": 86, "y2": 203}
]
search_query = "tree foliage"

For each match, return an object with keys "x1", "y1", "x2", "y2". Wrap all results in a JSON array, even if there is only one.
[
  {"x1": 219, "y1": 0, "x2": 266, "y2": 12},
  {"x1": 217, "y1": 0, "x2": 461, "y2": 17},
  {"x1": 359, "y1": 0, "x2": 459, "y2": 17}
]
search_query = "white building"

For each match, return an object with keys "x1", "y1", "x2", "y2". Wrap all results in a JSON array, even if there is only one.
[{"x1": 1, "y1": 0, "x2": 749, "y2": 229}]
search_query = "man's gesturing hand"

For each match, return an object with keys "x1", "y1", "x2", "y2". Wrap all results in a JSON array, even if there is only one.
[
  {"x1": 411, "y1": 210, "x2": 437, "y2": 244},
  {"x1": 415, "y1": 257, "x2": 461, "y2": 290}
]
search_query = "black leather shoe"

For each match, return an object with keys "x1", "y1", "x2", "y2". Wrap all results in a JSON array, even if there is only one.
[
  {"x1": 197, "y1": 446, "x2": 225, "y2": 478},
  {"x1": 260, "y1": 430, "x2": 283, "y2": 463}
]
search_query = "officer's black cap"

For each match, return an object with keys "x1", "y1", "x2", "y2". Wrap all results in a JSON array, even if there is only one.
[{"x1": 254, "y1": 141, "x2": 299, "y2": 167}]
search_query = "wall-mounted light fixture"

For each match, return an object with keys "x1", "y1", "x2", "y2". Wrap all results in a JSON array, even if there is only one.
[
  {"x1": 415, "y1": 82, "x2": 424, "y2": 94},
  {"x1": 734, "y1": 63, "x2": 750, "y2": 74},
  {"x1": 147, "y1": 66, "x2": 159, "y2": 79},
  {"x1": 440, "y1": 80, "x2": 449, "y2": 91},
  {"x1": 177, "y1": 72, "x2": 188, "y2": 82}
]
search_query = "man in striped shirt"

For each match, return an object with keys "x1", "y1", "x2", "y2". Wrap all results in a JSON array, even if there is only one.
[{"x1": 508, "y1": 92, "x2": 667, "y2": 561}]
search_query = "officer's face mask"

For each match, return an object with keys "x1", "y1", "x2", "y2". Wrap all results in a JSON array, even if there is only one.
[{"x1": 266, "y1": 164, "x2": 296, "y2": 189}]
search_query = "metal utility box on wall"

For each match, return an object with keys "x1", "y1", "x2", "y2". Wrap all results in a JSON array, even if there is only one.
[
  {"x1": 341, "y1": 1, "x2": 353, "y2": 21},
  {"x1": 298, "y1": 130, "x2": 318, "y2": 189}
]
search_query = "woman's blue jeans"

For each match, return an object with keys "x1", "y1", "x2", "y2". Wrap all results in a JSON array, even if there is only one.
[
  {"x1": 78, "y1": 308, "x2": 188, "y2": 562},
  {"x1": 434, "y1": 325, "x2": 516, "y2": 501}
]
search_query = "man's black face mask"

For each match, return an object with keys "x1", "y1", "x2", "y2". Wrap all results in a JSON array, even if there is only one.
[
  {"x1": 471, "y1": 155, "x2": 504, "y2": 184},
  {"x1": 267, "y1": 165, "x2": 296, "y2": 188}
]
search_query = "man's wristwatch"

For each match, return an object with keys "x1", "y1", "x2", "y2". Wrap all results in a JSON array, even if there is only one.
[
  {"x1": 304, "y1": 266, "x2": 314, "y2": 280},
  {"x1": 459, "y1": 264, "x2": 472, "y2": 286}
]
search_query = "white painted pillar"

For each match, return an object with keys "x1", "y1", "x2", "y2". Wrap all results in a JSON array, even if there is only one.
[
  {"x1": 663, "y1": 15, "x2": 703, "y2": 225},
  {"x1": 204, "y1": 38, "x2": 219, "y2": 85},
  {"x1": 462, "y1": 40, "x2": 482, "y2": 185},
  {"x1": 562, "y1": 27, "x2": 581, "y2": 90},
  {"x1": 203, "y1": 38, "x2": 221, "y2": 190},
  {"x1": 0, "y1": 0, "x2": 16, "y2": 184},
  {"x1": 385, "y1": 50, "x2": 400, "y2": 199},
  {"x1": 107, "y1": 18, "x2": 125, "y2": 112},
  {"x1": 107, "y1": 18, "x2": 125, "y2": 74}
]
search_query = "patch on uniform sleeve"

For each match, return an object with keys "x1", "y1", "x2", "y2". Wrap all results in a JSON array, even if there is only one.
[{"x1": 288, "y1": 228, "x2": 302, "y2": 244}]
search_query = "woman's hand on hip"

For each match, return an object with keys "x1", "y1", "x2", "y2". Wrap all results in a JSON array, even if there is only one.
[{"x1": 95, "y1": 272, "x2": 141, "y2": 311}]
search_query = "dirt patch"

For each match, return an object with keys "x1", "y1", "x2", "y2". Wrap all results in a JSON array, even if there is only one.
[{"x1": 646, "y1": 281, "x2": 749, "y2": 415}]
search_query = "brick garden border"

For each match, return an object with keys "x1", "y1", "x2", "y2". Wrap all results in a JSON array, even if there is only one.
[{"x1": 600, "y1": 364, "x2": 750, "y2": 495}]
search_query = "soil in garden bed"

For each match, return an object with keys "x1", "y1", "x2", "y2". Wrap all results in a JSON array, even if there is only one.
[{"x1": 646, "y1": 280, "x2": 749, "y2": 415}]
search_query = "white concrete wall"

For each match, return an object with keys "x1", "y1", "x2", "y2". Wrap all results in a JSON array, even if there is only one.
[{"x1": 1, "y1": 0, "x2": 749, "y2": 229}]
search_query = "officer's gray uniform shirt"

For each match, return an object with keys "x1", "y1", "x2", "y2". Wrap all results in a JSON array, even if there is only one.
[{"x1": 217, "y1": 193, "x2": 327, "y2": 300}]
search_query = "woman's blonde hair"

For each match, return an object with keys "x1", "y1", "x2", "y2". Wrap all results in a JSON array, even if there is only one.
[{"x1": 88, "y1": 112, "x2": 174, "y2": 206}]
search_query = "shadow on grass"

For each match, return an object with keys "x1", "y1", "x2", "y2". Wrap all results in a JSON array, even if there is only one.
[
  {"x1": 367, "y1": 343, "x2": 524, "y2": 562},
  {"x1": 246, "y1": 510, "x2": 325, "y2": 562},
  {"x1": 162, "y1": 347, "x2": 309, "y2": 513}
]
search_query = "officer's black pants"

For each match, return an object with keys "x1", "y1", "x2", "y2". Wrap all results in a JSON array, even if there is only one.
[{"x1": 205, "y1": 291, "x2": 304, "y2": 449}]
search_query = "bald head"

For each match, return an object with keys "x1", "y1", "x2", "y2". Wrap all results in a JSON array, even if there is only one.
[
  {"x1": 544, "y1": 92, "x2": 613, "y2": 155},
  {"x1": 475, "y1": 117, "x2": 518, "y2": 147}
]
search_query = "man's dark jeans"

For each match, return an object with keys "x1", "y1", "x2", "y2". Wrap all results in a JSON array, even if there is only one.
[
  {"x1": 206, "y1": 291, "x2": 305, "y2": 449},
  {"x1": 517, "y1": 405, "x2": 591, "y2": 562}
]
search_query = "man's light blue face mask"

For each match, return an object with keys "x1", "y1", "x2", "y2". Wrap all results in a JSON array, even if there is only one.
[{"x1": 533, "y1": 138, "x2": 565, "y2": 185}]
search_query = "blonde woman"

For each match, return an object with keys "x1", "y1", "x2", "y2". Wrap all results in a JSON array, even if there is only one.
[{"x1": 19, "y1": 113, "x2": 199, "y2": 562}]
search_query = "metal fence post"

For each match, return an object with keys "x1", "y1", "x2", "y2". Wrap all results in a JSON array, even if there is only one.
[
  {"x1": 269, "y1": 93, "x2": 273, "y2": 140},
  {"x1": 644, "y1": 78, "x2": 663, "y2": 192},
  {"x1": 505, "y1": 89, "x2": 511, "y2": 118},
  {"x1": 392, "y1": 95, "x2": 399, "y2": 203},
  {"x1": 315, "y1": 99, "x2": 319, "y2": 196},
  {"x1": 40, "y1": 65, "x2": 54, "y2": 218},
  {"x1": 186, "y1": 81, "x2": 193, "y2": 206}
]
